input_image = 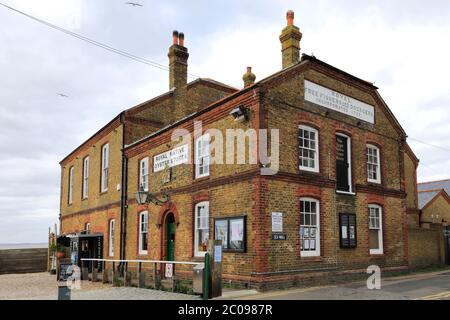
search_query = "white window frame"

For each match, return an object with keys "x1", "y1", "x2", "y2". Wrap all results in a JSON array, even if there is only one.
[
  {"x1": 109, "y1": 219, "x2": 115, "y2": 257},
  {"x1": 368, "y1": 204, "x2": 383, "y2": 255},
  {"x1": 138, "y1": 211, "x2": 148, "y2": 255},
  {"x1": 194, "y1": 202, "x2": 210, "y2": 257},
  {"x1": 300, "y1": 197, "x2": 321, "y2": 257},
  {"x1": 68, "y1": 166, "x2": 74, "y2": 204},
  {"x1": 195, "y1": 133, "x2": 210, "y2": 179},
  {"x1": 139, "y1": 157, "x2": 149, "y2": 191},
  {"x1": 336, "y1": 133, "x2": 353, "y2": 194},
  {"x1": 82, "y1": 156, "x2": 89, "y2": 199},
  {"x1": 366, "y1": 145, "x2": 381, "y2": 184},
  {"x1": 84, "y1": 222, "x2": 91, "y2": 233},
  {"x1": 299, "y1": 125, "x2": 319, "y2": 173},
  {"x1": 101, "y1": 143, "x2": 109, "y2": 192}
]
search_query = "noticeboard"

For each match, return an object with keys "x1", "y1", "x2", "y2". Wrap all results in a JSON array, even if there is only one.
[{"x1": 57, "y1": 262, "x2": 73, "y2": 281}]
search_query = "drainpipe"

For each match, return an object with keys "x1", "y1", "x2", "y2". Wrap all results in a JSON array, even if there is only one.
[{"x1": 118, "y1": 114, "x2": 128, "y2": 274}]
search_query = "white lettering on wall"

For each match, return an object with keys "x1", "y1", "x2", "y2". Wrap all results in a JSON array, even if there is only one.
[{"x1": 304, "y1": 80, "x2": 375, "y2": 124}]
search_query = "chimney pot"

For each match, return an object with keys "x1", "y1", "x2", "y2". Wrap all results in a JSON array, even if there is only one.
[
  {"x1": 243, "y1": 66, "x2": 256, "y2": 87},
  {"x1": 287, "y1": 10, "x2": 294, "y2": 26},
  {"x1": 179, "y1": 32, "x2": 185, "y2": 47},
  {"x1": 172, "y1": 30, "x2": 179, "y2": 45}
]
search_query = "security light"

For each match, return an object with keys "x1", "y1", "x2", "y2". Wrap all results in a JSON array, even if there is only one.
[{"x1": 229, "y1": 105, "x2": 249, "y2": 122}]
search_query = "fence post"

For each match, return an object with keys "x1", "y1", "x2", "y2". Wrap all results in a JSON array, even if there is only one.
[{"x1": 138, "y1": 262, "x2": 145, "y2": 288}]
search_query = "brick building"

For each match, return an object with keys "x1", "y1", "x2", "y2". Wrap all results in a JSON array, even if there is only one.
[{"x1": 60, "y1": 11, "x2": 417, "y2": 288}]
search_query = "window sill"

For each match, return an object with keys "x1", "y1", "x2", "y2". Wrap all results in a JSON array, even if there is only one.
[
  {"x1": 99, "y1": 191, "x2": 108, "y2": 196},
  {"x1": 300, "y1": 256, "x2": 322, "y2": 262},
  {"x1": 81, "y1": 197, "x2": 88, "y2": 201},
  {"x1": 299, "y1": 167, "x2": 320, "y2": 174},
  {"x1": 367, "y1": 181, "x2": 382, "y2": 186},
  {"x1": 369, "y1": 253, "x2": 384, "y2": 258},
  {"x1": 194, "y1": 175, "x2": 210, "y2": 182},
  {"x1": 336, "y1": 190, "x2": 356, "y2": 196}
]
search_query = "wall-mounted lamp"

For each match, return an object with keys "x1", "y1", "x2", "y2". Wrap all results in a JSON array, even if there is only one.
[
  {"x1": 135, "y1": 185, "x2": 171, "y2": 206},
  {"x1": 230, "y1": 105, "x2": 250, "y2": 122}
]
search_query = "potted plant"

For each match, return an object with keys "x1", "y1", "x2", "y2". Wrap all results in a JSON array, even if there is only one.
[{"x1": 55, "y1": 245, "x2": 66, "y2": 259}]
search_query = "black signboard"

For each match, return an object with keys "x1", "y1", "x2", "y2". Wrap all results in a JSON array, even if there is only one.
[
  {"x1": 272, "y1": 234, "x2": 287, "y2": 240},
  {"x1": 57, "y1": 262, "x2": 73, "y2": 281},
  {"x1": 339, "y1": 213, "x2": 357, "y2": 248}
]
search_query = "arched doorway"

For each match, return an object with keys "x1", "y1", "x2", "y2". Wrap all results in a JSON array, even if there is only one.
[{"x1": 165, "y1": 213, "x2": 176, "y2": 261}]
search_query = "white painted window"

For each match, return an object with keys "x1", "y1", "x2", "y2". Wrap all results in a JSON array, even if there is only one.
[
  {"x1": 194, "y1": 202, "x2": 209, "y2": 257},
  {"x1": 369, "y1": 204, "x2": 383, "y2": 255},
  {"x1": 139, "y1": 157, "x2": 149, "y2": 191},
  {"x1": 367, "y1": 145, "x2": 381, "y2": 184},
  {"x1": 84, "y1": 222, "x2": 90, "y2": 233},
  {"x1": 300, "y1": 198, "x2": 320, "y2": 257},
  {"x1": 195, "y1": 134, "x2": 210, "y2": 178},
  {"x1": 109, "y1": 219, "x2": 115, "y2": 257},
  {"x1": 82, "y1": 156, "x2": 89, "y2": 199},
  {"x1": 299, "y1": 125, "x2": 319, "y2": 172},
  {"x1": 101, "y1": 143, "x2": 109, "y2": 192},
  {"x1": 68, "y1": 166, "x2": 74, "y2": 204},
  {"x1": 138, "y1": 211, "x2": 148, "y2": 255}
]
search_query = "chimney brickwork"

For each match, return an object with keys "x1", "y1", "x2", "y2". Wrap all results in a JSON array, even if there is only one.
[{"x1": 279, "y1": 10, "x2": 302, "y2": 69}]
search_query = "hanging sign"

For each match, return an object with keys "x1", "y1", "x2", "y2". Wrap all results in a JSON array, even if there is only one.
[
  {"x1": 154, "y1": 144, "x2": 189, "y2": 172},
  {"x1": 305, "y1": 80, "x2": 375, "y2": 124},
  {"x1": 165, "y1": 263, "x2": 173, "y2": 278}
]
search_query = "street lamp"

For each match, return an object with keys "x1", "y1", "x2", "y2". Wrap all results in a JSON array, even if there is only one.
[{"x1": 134, "y1": 185, "x2": 170, "y2": 206}]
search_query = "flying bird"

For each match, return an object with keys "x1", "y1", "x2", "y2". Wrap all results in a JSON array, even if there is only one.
[
  {"x1": 57, "y1": 93, "x2": 69, "y2": 98},
  {"x1": 125, "y1": 2, "x2": 143, "y2": 6}
]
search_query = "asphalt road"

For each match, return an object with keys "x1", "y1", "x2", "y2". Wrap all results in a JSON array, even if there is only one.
[{"x1": 237, "y1": 269, "x2": 450, "y2": 300}]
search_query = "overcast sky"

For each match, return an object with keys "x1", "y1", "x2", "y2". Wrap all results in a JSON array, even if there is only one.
[{"x1": 0, "y1": 0, "x2": 449, "y2": 243}]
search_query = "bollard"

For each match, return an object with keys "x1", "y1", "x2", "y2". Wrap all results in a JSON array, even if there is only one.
[
  {"x1": 81, "y1": 266, "x2": 89, "y2": 281},
  {"x1": 102, "y1": 269, "x2": 109, "y2": 283}
]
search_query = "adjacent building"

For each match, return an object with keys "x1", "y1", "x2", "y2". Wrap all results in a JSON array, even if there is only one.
[{"x1": 59, "y1": 11, "x2": 420, "y2": 288}]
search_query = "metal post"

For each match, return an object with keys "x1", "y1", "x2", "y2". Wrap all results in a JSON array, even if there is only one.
[{"x1": 203, "y1": 253, "x2": 210, "y2": 300}]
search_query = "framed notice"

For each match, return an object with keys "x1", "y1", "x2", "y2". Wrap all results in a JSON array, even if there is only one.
[
  {"x1": 271, "y1": 212, "x2": 283, "y2": 233},
  {"x1": 340, "y1": 213, "x2": 357, "y2": 248}
]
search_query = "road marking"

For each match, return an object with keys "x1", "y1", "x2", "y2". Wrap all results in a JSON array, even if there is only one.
[
  {"x1": 236, "y1": 285, "x2": 336, "y2": 300},
  {"x1": 415, "y1": 291, "x2": 450, "y2": 300}
]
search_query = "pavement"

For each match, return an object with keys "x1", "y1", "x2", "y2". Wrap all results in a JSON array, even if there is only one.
[
  {"x1": 230, "y1": 269, "x2": 450, "y2": 300},
  {"x1": 2, "y1": 269, "x2": 450, "y2": 300}
]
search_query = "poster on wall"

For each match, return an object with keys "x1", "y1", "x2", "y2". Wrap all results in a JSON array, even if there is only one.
[{"x1": 271, "y1": 212, "x2": 283, "y2": 233}]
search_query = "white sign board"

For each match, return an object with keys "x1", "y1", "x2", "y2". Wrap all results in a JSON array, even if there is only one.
[
  {"x1": 214, "y1": 245, "x2": 222, "y2": 263},
  {"x1": 304, "y1": 80, "x2": 375, "y2": 124},
  {"x1": 165, "y1": 263, "x2": 173, "y2": 278},
  {"x1": 272, "y1": 212, "x2": 283, "y2": 233},
  {"x1": 154, "y1": 144, "x2": 189, "y2": 172}
]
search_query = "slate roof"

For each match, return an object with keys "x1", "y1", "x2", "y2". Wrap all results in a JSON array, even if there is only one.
[
  {"x1": 418, "y1": 179, "x2": 450, "y2": 195},
  {"x1": 418, "y1": 189, "x2": 440, "y2": 209}
]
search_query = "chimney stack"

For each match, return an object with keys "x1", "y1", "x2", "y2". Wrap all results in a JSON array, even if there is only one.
[
  {"x1": 242, "y1": 67, "x2": 256, "y2": 87},
  {"x1": 168, "y1": 30, "x2": 189, "y2": 90},
  {"x1": 279, "y1": 10, "x2": 302, "y2": 69}
]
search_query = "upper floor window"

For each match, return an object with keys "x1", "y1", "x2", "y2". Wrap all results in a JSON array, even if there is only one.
[
  {"x1": 109, "y1": 219, "x2": 115, "y2": 257},
  {"x1": 139, "y1": 157, "x2": 149, "y2": 191},
  {"x1": 82, "y1": 156, "x2": 89, "y2": 199},
  {"x1": 138, "y1": 211, "x2": 148, "y2": 255},
  {"x1": 84, "y1": 222, "x2": 90, "y2": 233},
  {"x1": 195, "y1": 133, "x2": 210, "y2": 178},
  {"x1": 299, "y1": 125, "x2": 319, "y2": 173},
  {"x1": 336, "y1": 134, "x2": 352, "y2": 193},
  {"x1": 68, "y1": 166, "x2": 74, "y2": 204},
  {"x1": 101, "y1": 143, "x2": 109, "y2": 192},
  {"x1": 366, "y1": 145, "x2": 381, "y2": 184},
  {"x1": 300, "y1": 198, "x2": 320, "y2": 257},
  {"x1": 368, "y1": 204, "x2": 383, "y2": 255},
  {"x1": 194, "y1": 202, "x2": 209, "y2": 257}
]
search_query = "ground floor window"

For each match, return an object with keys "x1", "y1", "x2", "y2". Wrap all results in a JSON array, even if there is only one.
[
  {"x1": 369, "y1": 204, "x2": 383, "y2": 254},
  {"x1": 109, "y1": 219, "x2": 115, "y2": 257},
  {"x1": 214, "y1": 216, "x2": 246, "y2": 252},
  {"x1": 300, "y1": 198, "x2": 320, "y2": 257},
  {"x1": 139, "y1": 211, "x2": 148, "y2": 255},
  {"x1": 194, "y1": 202, "x2": 209, "y2": 257}
]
